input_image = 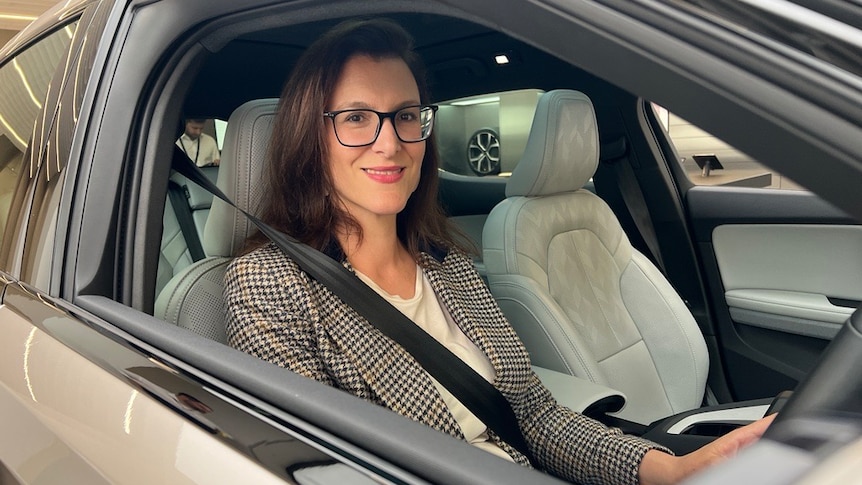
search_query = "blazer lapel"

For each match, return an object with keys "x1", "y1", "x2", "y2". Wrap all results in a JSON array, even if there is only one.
[
  {"x1": 419, "y1": 253, "x2": 505, "y2": 382},
  {"x1": 419, "y1": 251, "x2": 534, "y2": 401},
  {"x1": 316, "y1": 272, "x2": 464, "y2": 438}
]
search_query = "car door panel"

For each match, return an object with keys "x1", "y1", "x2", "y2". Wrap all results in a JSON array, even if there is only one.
[
  {"x1": 686, "y1": 187, "x2": 861, "y2": 401},
  {"x1": 715, "y1": 224, "x2": 861, "y2": 336}
]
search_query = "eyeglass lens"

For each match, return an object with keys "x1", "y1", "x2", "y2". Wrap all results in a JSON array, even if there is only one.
[{"x1": 331, "y1": 106, "x2": 434, "y2": 146}]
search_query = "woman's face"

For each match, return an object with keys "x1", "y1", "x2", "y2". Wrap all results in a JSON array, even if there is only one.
[{"x1": 325, "y1": 55, "x2": 425, "y2": 228}]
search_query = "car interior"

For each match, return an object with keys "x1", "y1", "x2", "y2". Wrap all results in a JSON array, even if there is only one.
[
  {"x1": 29, "y1": 2, "x2": 848, "y2": 480},
  {"x1": 3, "y1": 0, "x2": 862, "y2": 482},
  {"x1": 153, "y1": 13, "x2": 636, "y2": 301},
  {"x1": 141, "y1": 7, "x2": 786, "y2": 458}
]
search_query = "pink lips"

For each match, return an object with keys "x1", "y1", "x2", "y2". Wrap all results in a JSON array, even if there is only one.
[{"x1": 362, "y1": 166, "x2": 405, "y2": 184}]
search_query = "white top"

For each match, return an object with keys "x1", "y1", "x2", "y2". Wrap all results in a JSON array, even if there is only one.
[
  {"x1": 176, "y1": 132, "x2": 220, "y2": 167},
  {"x1": 355, "y1": 265, "x2": 514, "y2": 461}
]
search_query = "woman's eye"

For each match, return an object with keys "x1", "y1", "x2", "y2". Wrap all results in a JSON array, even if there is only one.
[
  {"x1": 344, "y1": 112, "x2": 368, "y2": 123},
  {"x1": 398, "y1": 110, "x2": 419, "y2": 122}
]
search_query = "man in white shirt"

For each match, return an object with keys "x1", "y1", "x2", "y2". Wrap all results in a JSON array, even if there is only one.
[{"x1": 176, "y1": 118, "x2": 220, "y2": 167}]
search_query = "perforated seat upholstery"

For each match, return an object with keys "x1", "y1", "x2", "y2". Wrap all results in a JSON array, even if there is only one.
[
  {"x1": 155, "y1": 99, "x2": 279, "y2": 343},
  {"x1": 482, "y1": 90, "x2": 709, "y2": 425}
]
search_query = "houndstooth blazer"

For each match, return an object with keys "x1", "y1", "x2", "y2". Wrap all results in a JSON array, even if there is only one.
[{"x1": 224, "y1": 242, "x2": 667, "y2": 485}]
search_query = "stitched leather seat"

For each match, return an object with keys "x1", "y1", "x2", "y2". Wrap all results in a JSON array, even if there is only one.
[
  {"x1": 157, "y1": 166, "x2": 218, "y2": 295},
  {"x1": 482, "y1": 90, "x2": 709, "y2": 425},
  {"x1": 158, "y1": 195, "x2": 194, "y2": 296},
  {"x1": 155, "y1": 99, "x2": 279, "y2": 342}
]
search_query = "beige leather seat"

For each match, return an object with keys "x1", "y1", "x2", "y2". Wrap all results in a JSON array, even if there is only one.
[
  {"x1": 482, "y1": 90, "x2": 709, "y2": 425},
  {"x1": 157, "y1": 166, "x2": 220, "y2": 295},
  {"x1": 155, "y1": 99, "x2": 279, "y2": 342},
  {"x1": 158, "y1": 195, "x2": 195, "y2": 296}
]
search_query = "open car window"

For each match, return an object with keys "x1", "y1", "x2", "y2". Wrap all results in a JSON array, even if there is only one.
[{"x1": 651, "y1": 103, "x2": 803, "y2": 190}]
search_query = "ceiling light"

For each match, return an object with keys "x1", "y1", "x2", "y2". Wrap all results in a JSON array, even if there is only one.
[
  {"x1": 494, "y1": 54, "x2": 510, "y2": 65},
  {"x1": 448, "y1": 96, "x2": 501, "y2": 107}
]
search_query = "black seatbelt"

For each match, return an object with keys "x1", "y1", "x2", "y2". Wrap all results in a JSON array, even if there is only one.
[
  {"x1": 600, "y1": 138, "x2": 667, "y2": 274},
  {"x1": 171, "y1": 147, "x2": 536, "y2": 465},
  {"x1": 167, "y1": 179, "x2": 206, "y2": 262}
]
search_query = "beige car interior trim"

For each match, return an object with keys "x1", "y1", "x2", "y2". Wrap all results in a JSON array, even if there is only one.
[
  {"x1": 726, "y1": 289, "x2": 854, "y2": 324},
  {"x1": 729, "y1": 307, "x2": 843, "y2": 341},
  {"x1": 796, "y1": 436, "x2": 862, "y2": 485},
  {"x1": 713, "y1": 224, "x2": 862, "y2": 300},
  {"x1": 714, "y1": 224, "x2": 862, "y2": 337}
]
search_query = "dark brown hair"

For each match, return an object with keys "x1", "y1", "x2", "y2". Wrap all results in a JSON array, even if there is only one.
[{"x1": 244, "y1": 18, "x2": 468, "y2": 258}]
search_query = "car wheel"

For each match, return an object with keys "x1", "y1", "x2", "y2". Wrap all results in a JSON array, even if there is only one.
[{"x1": 467, "y1": 128, "x2": 501, "y2": 175}]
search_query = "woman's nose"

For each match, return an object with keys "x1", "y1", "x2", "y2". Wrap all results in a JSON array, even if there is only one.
[{"x1": 373, "y1": 118, "x2": 401, "y2": 154}]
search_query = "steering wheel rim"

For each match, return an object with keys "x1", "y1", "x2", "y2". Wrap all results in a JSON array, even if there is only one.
[{"x1": 766, "y1": 306, "x2": 862, "y2": 432}]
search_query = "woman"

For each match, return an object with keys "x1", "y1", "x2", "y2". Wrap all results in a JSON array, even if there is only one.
[{"x1": 224, "y1": 18, "x2": 771, "y2": 485}]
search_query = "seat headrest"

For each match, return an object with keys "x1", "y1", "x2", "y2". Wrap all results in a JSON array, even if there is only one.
[
  {"x1": 203, "y1": 99, "x2": 279, "y2": 257},
  {"x1": 505, "y1": 90, "x2": 598, "y2": 197}
]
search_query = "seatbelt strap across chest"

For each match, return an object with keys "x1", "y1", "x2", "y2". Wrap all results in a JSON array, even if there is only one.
[{"x1": 172, "y1": 147, "x2": 536, "y2": 465}]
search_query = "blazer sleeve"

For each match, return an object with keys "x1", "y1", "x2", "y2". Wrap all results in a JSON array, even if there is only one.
[
  {"x1": 224, "y1": 249, "x2": 335, "y2": 387},
  {"x1": 512, "y1": 370, "x2": 670, "y2": 485}
]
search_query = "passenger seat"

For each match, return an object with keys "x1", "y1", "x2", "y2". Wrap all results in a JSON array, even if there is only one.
[{"x1": 482, "y1": 90, "x2": 709, "y2": 425}]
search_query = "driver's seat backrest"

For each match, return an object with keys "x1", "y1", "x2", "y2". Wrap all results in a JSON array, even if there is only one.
[
  {"x1": 482, "y1": 89, "x2": 709, "y2": 424},
  {"x1": 155, "y1": 99, "x2": 279, "y2": 343}
]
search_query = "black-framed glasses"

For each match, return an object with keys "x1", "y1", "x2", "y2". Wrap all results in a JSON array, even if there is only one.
[{"x1": 323, "y1": 104, "x2": 438, "y2": 147}]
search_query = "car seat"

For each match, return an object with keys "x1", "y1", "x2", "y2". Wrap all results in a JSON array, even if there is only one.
[
  {"x1": 482, "y1": 89, "x2": 711, "y2": 425},
  {"x1": 157, "y1": 166, "x2": 220, "y2": 295},
  {"x1": 155, "y1": 98, "x2": 279, "y2": 343}
]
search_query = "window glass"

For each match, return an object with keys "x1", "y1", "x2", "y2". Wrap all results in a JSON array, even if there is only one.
[
  {"x1": 0, "y1": 25, "x2": 78, "y2": 246},
  {"x1": 436, "y1": 89, "x2": 543, "y2": 177},
  {"x1": 176, "y1": 118, "x2": 223, "y2": 167},
  {"x1": 21, "y1": 6, "x2": 115, "y2": 289},
  {"x1": 214, "y1": 118, "x2": 228, "y2": 151},
  {"x1": 652, "y1": 104, "x2": 803, "y2": 190}
]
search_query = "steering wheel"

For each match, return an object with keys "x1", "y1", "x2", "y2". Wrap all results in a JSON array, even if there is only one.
[
  {"x1": 681, "y1": 309, "x2": 862, "y2": 484},
  {"x1": 766, "y1": 307, "x2": 862, "y2": 429}
]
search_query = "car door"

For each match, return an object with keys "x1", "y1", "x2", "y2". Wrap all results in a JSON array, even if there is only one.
[
  {"x1": 665, "y1": 115, "x2": 860, "y2": 403},
  {"x1": 0, "y1": 3, "x2": 121, "y2": 481}
]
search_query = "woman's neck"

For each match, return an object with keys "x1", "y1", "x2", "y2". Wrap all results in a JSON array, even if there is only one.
[{"x1": 338, "y1": 219, "x2": 417, "y2": 299}]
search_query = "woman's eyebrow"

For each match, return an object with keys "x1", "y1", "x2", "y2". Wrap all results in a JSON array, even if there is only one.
[{"x1": 330, "y1": 99, "x2": 421, "y2": 111}]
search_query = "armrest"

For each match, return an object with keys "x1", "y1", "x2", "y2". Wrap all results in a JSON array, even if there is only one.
[{"x1": 533, "y1": 366, "x2": 626, "y2": 417}]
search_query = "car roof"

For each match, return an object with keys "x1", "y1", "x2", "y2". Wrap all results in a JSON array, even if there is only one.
[{"x1": 182, "y1": 11, "x2": 629, "y2": 121}]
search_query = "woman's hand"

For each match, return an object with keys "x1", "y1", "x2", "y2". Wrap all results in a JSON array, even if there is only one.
[{"x1": 638, "y1": 413, "x2": 776, "y2": 485}]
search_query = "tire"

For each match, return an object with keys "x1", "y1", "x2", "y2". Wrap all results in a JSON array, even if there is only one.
[{"x1": 466, "y1": 128, "x2": 501, "y2": 175}]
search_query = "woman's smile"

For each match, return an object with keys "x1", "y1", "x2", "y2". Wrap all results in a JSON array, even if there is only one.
[{"x1": 362, "y1": 166, "x2": 406, "y2": 183}]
